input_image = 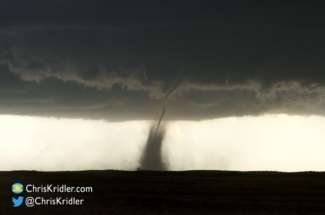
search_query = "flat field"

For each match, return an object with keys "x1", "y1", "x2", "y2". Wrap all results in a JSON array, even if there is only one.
[{"x1": 1, "y1": 170, "x2": 325, "y2": 214}]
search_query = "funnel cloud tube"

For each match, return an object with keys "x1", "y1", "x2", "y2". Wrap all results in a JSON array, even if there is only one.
[
  {"x1": 140, "y1": 69, "x2": 191, "y2": 171},
  {"x1": 156, "y1": 70, "x2": 191, "y2": 133}
]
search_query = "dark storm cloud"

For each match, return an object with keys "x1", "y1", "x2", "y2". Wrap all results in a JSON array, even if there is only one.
[{"x1": 1, "y1": 0, "x2": 325, "y2": 120}]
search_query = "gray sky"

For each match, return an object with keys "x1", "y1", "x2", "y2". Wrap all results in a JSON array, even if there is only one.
[
  {"x1": 1, "y1": 1, "x2": 325, "y2": 171},
  {"x1": 1, "y1": 0, "x2": 325, "y2": 120}
]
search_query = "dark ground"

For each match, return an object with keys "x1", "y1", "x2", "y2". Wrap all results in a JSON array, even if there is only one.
[{"x1": 1, "y1": 170, "x2": 325, "y2": 214}]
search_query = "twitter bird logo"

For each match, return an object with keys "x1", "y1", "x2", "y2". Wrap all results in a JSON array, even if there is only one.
[{"x1": 12, "y1": 196, "x2": 24, "y2": 207}]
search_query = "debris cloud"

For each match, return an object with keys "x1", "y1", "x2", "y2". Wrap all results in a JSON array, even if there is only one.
[{"x1": 140, "y1": 125, "x2": 166, "y2": 170}]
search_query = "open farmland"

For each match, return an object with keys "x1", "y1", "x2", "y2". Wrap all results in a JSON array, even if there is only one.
[{"x1": 1, "y1": 170, "x2": 325, "y2": 214}]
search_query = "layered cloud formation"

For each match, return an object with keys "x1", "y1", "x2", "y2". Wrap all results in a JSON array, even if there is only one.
[{"x1": 1, "y1": 0, "x2": 325, "y2": 121}]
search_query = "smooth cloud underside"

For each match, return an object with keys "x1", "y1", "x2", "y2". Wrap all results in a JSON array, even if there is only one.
[{"x1": 1, "y1": 0, "x2": 325, "y2": 121}]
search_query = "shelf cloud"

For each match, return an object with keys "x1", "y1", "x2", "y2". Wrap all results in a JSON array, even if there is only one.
[{"x1": 1, "y1": 0, "x2": 325, "y2": 121}]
